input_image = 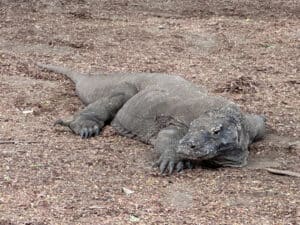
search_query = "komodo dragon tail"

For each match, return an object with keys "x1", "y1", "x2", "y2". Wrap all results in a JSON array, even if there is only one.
[{"x1": 36, "y1": 63, "x2": 85, "y2": 83}]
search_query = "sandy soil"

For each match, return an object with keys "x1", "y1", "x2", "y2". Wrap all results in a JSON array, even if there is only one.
[{"x1": 0, "y1": 1, "x2": 299, "y2": 224}]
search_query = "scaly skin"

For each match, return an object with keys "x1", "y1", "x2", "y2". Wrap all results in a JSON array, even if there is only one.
[{"x1": 38, "y1": 63, "x2": 266, "y2": 174}]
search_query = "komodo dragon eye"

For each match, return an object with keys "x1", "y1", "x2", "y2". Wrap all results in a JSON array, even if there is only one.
[{"x1": 211, "y1": 125, "x2": 222, "y2": 135}]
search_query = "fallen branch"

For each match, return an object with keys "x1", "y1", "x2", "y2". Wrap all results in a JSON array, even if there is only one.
[
  {"x1": 0, "y1": 140, "x2": 41, "y2": 145},
  {"x1": 0, "y1": 140, "x2": 93, "y2": 145},
  {"x1": 266, "y1": 168, "x2": 300, "y2": 178}
]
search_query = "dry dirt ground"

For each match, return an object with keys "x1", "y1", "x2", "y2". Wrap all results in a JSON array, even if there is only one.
[{"x1": 0, "y1": 1, "x2": 299, "y2": 224}]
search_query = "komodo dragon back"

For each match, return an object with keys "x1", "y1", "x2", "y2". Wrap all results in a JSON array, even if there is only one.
[{"x1": 37, "y1": 63, "x2": 85, "y2": 83}]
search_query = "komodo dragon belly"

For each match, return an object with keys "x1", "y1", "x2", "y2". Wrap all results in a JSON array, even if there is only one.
[{"x1": 111, "y1": 89, "x2": 190, "y2": 143}]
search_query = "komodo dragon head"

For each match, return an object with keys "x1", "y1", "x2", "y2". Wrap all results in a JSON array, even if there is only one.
[{"x1": 177, "y1": 110, "x2": 243, "y2": 161}]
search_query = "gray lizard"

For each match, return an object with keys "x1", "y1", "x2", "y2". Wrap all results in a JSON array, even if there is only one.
[{"x1": 37, "y1": 63, "x2": 266, "y2": 174}]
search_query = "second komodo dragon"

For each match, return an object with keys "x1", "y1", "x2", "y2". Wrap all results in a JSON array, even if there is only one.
[{"x1": 38, "y1": 63, "x2": 266, "y2": 174}]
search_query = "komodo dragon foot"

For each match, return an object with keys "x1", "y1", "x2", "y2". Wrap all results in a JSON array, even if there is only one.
[{"x1": 54, "y1": 116, "x2": 104, "y2": 139}]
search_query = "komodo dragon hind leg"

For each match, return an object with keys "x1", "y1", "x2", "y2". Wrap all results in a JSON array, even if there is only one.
[
  {"x1": 55, "y1": 83, "x2": 138, "y2": 139},
  {"x1": 153, "y1": 126, "x2": 192, "y2": 174}
]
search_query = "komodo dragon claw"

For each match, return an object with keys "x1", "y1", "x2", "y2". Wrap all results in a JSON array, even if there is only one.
[{"x1": 153, "y1": 158, "x2": 193, "y2": 175}]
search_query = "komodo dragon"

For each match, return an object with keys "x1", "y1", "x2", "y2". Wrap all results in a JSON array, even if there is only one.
[{"x1": 37, "y1": 63, "x2": 266, "y2": 174}]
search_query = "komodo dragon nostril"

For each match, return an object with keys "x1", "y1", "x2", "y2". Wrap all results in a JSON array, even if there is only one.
[{"x1": 190, "y1": 144, "x2": 196, "y2": 149}]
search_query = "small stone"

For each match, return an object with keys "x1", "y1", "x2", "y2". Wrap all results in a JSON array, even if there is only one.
[
  {"x1": 122, "y1": 187, "x2": 134, "y2": 195},
  {"x1": 288, "y1": 141, "x2": 300, "y2": 150},
  {"x1": 22, "y1": 109, "x2": 34, "y2": 114},
  {"x1": 129, "y1": 215, "x2": 140, "y2": 222}
]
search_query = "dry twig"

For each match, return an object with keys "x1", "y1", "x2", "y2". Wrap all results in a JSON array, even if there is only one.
[
  {"x1": 0, "y1": 140, "x2": 41, "y2": 145},
  {"x1": 266, "y1": 168, "x2": 300, "y2": 178}
]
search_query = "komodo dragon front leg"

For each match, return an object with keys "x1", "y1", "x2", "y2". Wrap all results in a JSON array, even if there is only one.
[
  {"x1": 56, "y1": 83, "x2": 138, "y2": 138},
  {"x1": 153, "y1": 126, "x2": 192, "y2": 174}
]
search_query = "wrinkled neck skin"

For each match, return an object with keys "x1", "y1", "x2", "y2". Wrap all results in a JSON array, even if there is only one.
[{"x1": 211, "y1": 116, "x2": 253, "y2": 167}]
